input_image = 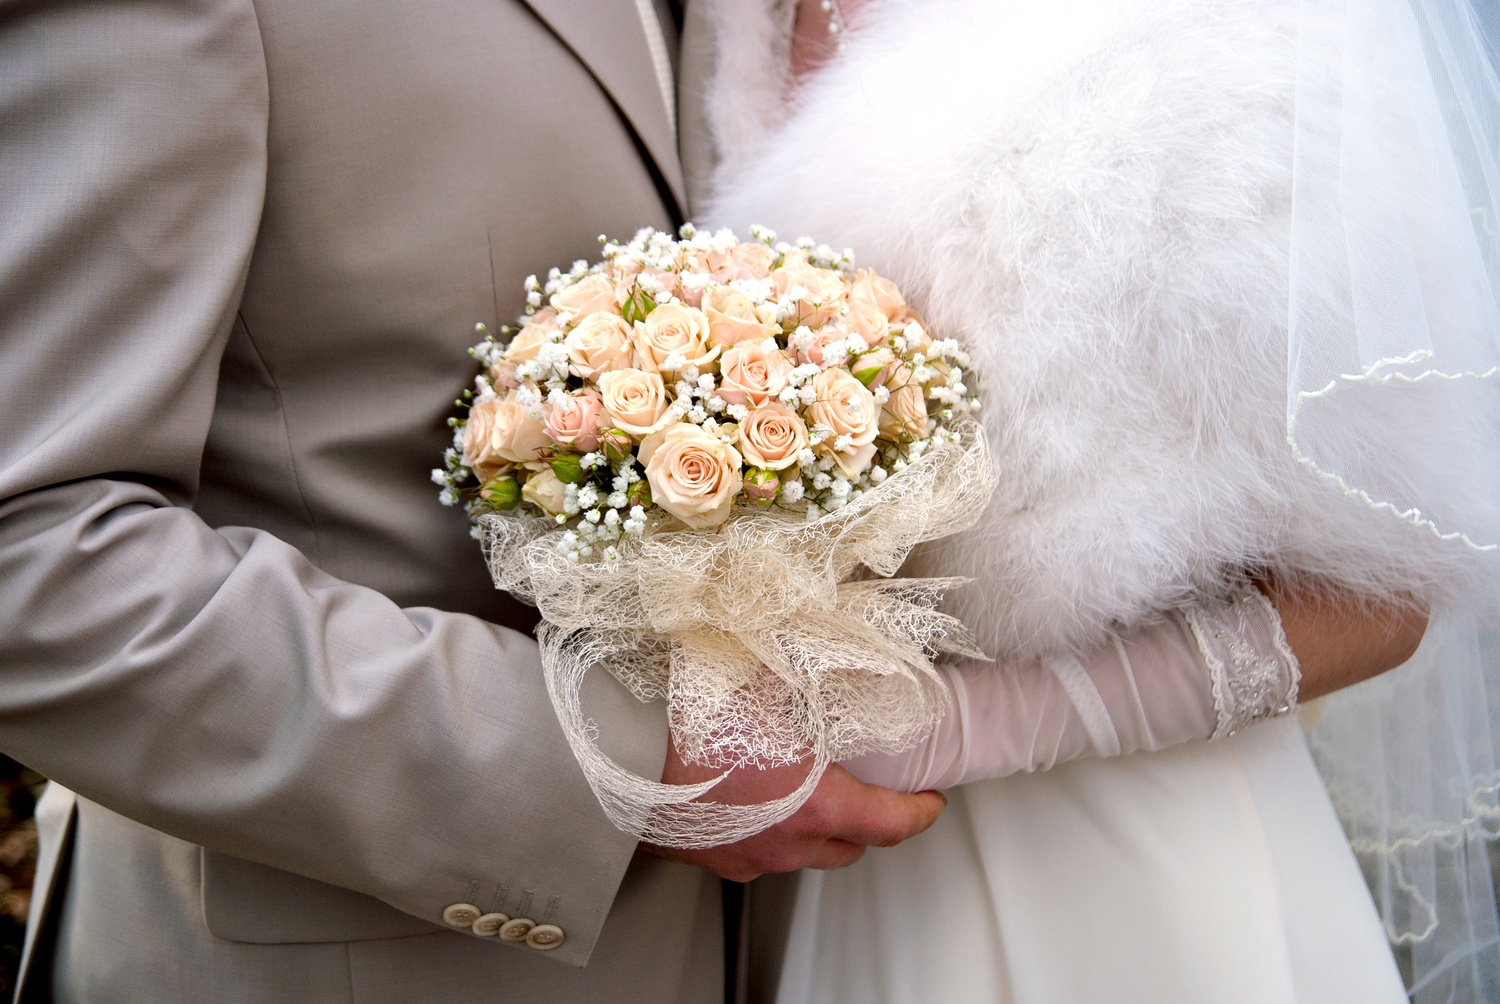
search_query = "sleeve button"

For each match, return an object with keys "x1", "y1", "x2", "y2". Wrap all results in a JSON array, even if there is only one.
[
  {"x1": 472, "y1": 912, "x2": 510, "y2": 936},
  {"x1": 498, "y1": 917, "x2": 535, "y2": 942},
  {"x1": 526, "y1": 924, "x2": 565, "y2": 950},
  {"x1": 441, "y1": 903, "x2": 481, "y2": 928}
]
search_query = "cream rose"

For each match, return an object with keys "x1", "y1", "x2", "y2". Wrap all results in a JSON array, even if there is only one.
[
  {"x1": 827, "y1": 442, "x2": 877, "y2": 479},
  {"x1": 598, "y1": 368, "x2": 673, "y2": 438},
  {"x1": 639, "y1": 423, "x2": 744, "y2": 529},
  {"x1": 702, "y1": 286, "x2": 777, "y2": 349},
  {"x1": 739, "y1": 404, "x2": 808, "y2": 470},
  {"x1": 808, "y1": 367, "x2": 879, "y2": 447},
  {"x1": 543, "y1": 388, "x2": 604, "y2": 451},
  {"x1": 880, "y1": 366, "x2": 930, "y2": 439},
  {"x1": 719, "y1": 341, "x2": 793, "y2": 408},
  {"x1": 564, "y1": 312, "x2": 634, "y2": 381},
  {"x1": 504, "y1": 309, "x2": 559, "y2": 363},
  {"x1": 464, "y1": 394, "x2": 552, "y2": 474},
  {"x1": 521, "y1": 469, "x2": 569, "y2": 515},
  {"x1": 632, "y1": 304, "x2": 717, "y2": 373},
  {"x1": 772, "y1": 251, "x2": 847, "y2": 328},
  {"x1": 549, "y1": 273, "x2": 620, "y2": 319},
  {"x1": 842, "y1": 298, "x2": 890, "y2": 348},
  {"x1": 849, "y1": 268, "x2": 907, "y2": 321}
]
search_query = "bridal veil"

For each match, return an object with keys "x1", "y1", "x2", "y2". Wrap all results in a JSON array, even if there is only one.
[{"x1": 1292, "y1": 0, "x2": 1500, "y2": 998}]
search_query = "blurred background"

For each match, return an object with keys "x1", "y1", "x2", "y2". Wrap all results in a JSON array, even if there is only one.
[{"x1": 0, "y1": 758, "x2": 46, "y2": 1000}]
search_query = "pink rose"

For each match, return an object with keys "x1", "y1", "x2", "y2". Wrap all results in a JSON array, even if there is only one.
[
  {"x1": 796, "y1": 326, "x2": 854, "y2": 369},
  {"x1": 738, "y1": 404, "x2": 808, "y2": 470},
  {"x1": 639, "y1": 423, "x2": 744, "y2": 529},
  {"x1": 550, "y1": 273, "x2": 620, "y2": 319},
  {"x1": 543, "y1": 388, "x2": 604, "y2": 452},
  {"x1": 719, "y1": 341, "x2": 794, "y2": 408},
  {"x1": 487, "y1": 360, "x2": 520, "y2": 391},
  {"x1": 598, "y1": 369, "x2": 673, "y2": 439},
  {"x1": 564, "y1": 312, "x2": 634, "y2": 381},
  {"x1": 849, "y1": 347, "x2": 899, "y2": 390}
]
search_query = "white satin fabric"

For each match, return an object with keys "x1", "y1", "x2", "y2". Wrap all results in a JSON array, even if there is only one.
[{"x1": 778, "y1": 719, "x2": 1406, "y2": 1004}]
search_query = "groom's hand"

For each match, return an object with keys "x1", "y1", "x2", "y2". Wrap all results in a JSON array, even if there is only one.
[{"x1": 640, "y1": 739, "x2": 946, "y2": 882}]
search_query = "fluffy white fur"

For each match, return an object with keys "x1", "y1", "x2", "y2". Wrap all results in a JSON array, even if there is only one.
[{"x1": 702, "y1": 0, "x2": 1483, "y2": 658}]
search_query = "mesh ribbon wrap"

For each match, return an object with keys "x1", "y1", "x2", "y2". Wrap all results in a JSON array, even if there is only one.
[{"x1": 478, "y1": 419, "x2": 997, "y2": 847}]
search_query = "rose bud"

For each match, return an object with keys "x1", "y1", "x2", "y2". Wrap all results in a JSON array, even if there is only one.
[
  {"x1": 549, "y1": 452, "x2": 584, "y2": 484},
  {"x1": 479, "y1": 475, "x2": 520, "y2": 510},
  {"x1": 628, "y1": 478, "x2": 653, "y2": 510},
  {"x1": 600, "y1": 429, "x2": 634, "y2": 463},
  {"x1": 742, "y1": 468, "x2": 779, "y2": 504}
]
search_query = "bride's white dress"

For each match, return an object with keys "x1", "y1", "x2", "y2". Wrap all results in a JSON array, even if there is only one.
[
  {"x1": 692, "y1": 0, "x2": 1467, "y2": 999},
  {"x1": 776, "y1": 720, "x2": 1404, "y2": 1003}
]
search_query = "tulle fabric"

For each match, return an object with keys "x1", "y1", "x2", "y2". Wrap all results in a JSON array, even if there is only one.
[{"x1": 1291, "y1": 0, "x2": 1500, "y2": 996}]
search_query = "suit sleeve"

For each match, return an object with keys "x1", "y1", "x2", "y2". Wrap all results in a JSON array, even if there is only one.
[{"x1": 0, "y1": 0, "x2": 664, "y2": 966}]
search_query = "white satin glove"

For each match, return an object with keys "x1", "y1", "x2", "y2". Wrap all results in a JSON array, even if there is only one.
[{"x1": 843, "y1": 588, "x2": 1300, "y2": 792}]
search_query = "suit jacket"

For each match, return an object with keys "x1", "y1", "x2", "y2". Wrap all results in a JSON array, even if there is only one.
[{"x1": 0, "y1": 0, "x2": 724, "y2": 999}]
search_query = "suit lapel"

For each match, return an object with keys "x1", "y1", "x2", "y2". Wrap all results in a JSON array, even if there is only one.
[{"x1": 518, "y1": 0, "x2": 688, "y2": 217}]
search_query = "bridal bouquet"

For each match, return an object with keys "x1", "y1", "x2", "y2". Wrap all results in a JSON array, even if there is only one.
[{"x1": 435, "y1": 226, "x2": 996, "y2": 846}]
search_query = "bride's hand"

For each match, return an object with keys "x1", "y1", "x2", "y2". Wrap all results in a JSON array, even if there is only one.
[{"x1": 641, "y1": 736, "x2": 946, "y2": 882}]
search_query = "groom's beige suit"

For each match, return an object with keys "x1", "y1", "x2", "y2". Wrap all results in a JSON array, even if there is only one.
[{"x1": 0, "y1": 0, "x2": 729, "y2": 1000}]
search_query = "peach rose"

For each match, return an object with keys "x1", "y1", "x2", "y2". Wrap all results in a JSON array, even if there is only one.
[
  {"x1": 731, "y1": 242, "x2": 776, "y2": 280},
  {"x1": 849, "y1": 268, "x2": 907, "y2": 322},
  {"x1": 521, "y1": 469, "x2": 570, "y2": 515},
  {"x1": 690, "y1": 242, "x2": 777, "y2": 283},
  {"x1": 632, "y1": 303, "x2": 718, "y2": 373},
  {"x1": 772, "y1": 251, "x2": 847, "y2": 328},
  {"x1": 639, "y1": 423, "x2": 744, "y2": 529},
  {"x1": 842, "y1": 298, "x2": 890, "y2": 348},
  {"x1": 719, "y1": 341, "x2": 793, "y2": 408},
  {"x1": 549, "y1": 273, "x2": 620, "y2": 319},
  {"x1": 464, "y1": 394, "x2": 552, "y2": 474},
  {"x1": 564, "y1": 312, "x2": 634, "y2": 381},
  {"x1": 880, "y1": 366, "x2": 930, "y2": 439},
  {"x1": 598, "y1": 369, "x2": 673, "y2": 439},
  {"x1": 808, "y1": 367, "x2": 879, "y2": 448},
  {"x1": 739, "y1": 404, "x2": 808, "y2": 470},
  {"x1": 702, "y1": 286, "x2": 778, "y2": 349},
  {"x1": 504, "y1": 309, "x2": 560, "y2": 363},
  {"x1": 543, "y1": 388, "x2": 604, "y2": 452}
]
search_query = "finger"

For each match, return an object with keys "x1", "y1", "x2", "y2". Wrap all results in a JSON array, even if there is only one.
[
  {"x1": 818, "y1": 767, "x2": 947, "y2": 847},
  {"x1": 803, "y1": 837, "x2": 867, "y2": 871}
]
